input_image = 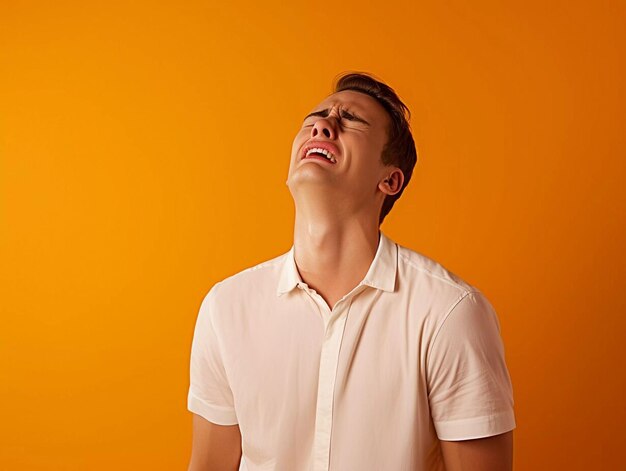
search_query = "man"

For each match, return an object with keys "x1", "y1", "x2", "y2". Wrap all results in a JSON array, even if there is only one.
[{"x1": 187, "y1": 72, "x2": 516, "y2": 471}]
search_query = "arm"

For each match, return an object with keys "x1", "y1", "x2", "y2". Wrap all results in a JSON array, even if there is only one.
[
  {"x1": 188, "y1": 285, "x2": 241, "y2": 469},
  {"x1": 440, "y1": 430, "x2": 513, "y2": 471},
  {"x1": 188, "y1": 413, "x2": 242, "y2": 471},
  {"x1": 427, "y1": 291, "x2": 516, "y2": 467}
]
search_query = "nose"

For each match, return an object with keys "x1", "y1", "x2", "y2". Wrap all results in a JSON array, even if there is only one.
[{"x1": 311, "y1": 116, "x2": 336, "y2": 139}]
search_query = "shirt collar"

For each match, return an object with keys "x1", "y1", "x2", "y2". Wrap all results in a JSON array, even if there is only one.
[{"x1": 276, "y1": 231, "x2": 398, "y2": 296}]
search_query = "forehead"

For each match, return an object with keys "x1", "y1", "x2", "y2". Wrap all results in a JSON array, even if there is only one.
[{"x1": 313, "y1": 90, "x2": 389, "y2": 124}]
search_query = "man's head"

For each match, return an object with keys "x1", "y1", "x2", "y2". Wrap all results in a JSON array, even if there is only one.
[
  {"x1": 334, "y1": 73, "x2": 418, "y2": 225},
  {"x1": 287, "y1": 72, "x2": 417, "y2": 226}
]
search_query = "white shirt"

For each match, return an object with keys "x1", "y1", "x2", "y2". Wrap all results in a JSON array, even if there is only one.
[{"x1": 188, "y1": 230, "x2": 516, "y2": 470}]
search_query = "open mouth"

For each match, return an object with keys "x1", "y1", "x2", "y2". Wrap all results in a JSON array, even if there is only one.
[{"x1": 302, "y1": 147, "x2": 337, "y2": 164}]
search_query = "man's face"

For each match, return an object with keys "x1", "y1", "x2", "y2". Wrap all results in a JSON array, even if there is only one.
[{"x1": 287, "y1": 90, "x2": 394, "y2": 214}]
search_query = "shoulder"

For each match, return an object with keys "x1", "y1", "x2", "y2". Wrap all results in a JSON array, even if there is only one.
[
  {"x1": 395, "y1": 242, "x2": 477, "y2": 296},
  {"x1": 203, "y1": 250, "x2": 288, "y2": 304},
  {"x1": 390, "y1": 241, "x2": 500, "y2": 333}
]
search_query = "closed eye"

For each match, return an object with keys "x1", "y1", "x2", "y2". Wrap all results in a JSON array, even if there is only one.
[
  {"x1": 340, "y1": 110, "x2": 357, "y2": 121},
  {"x1": 303, "y1": 108, "x2": 370, "y2": 126}
]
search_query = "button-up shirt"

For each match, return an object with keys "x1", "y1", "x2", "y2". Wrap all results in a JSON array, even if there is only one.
[{"x1": 188, "y1": 231, "x2": 516, "y2": 471}]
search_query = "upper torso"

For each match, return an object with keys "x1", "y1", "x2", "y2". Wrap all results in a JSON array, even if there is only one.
[{"x1": 188, "y1": 231, "x2": 516, "y2": 471}]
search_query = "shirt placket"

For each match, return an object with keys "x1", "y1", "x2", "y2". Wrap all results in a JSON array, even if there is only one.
[{"x1": 300, "y1": 285, "x2": 366, "y2": 471}]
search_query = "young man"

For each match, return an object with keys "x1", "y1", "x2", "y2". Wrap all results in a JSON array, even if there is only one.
[{"x1": 187, "y1": 72, "x2": 516, "y2": 471}]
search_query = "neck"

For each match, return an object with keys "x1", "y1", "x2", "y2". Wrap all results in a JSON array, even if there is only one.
[{"x1": 291, "y1": 203, "x2": 381, "y2": 309}]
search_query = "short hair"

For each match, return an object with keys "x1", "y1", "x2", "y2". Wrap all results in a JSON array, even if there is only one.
[{"x1": 332, "y1": 72, "x2": 418, "y2": 225}]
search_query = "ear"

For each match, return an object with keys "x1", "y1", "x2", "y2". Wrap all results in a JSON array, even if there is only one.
[{"x1": 378, "y1": 168, "x2": 404, "y2": 196}]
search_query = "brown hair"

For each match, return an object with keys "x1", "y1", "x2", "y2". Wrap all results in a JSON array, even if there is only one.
[{"x1": 333, "y1": 72, "x2": 418, "y2": 225}]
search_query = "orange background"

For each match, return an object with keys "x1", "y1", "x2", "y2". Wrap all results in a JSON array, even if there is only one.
[{"x1": 1, "y1": 1, "x2": 624, "y2": 469}]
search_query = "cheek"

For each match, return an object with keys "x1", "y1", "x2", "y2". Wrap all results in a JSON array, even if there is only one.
[
  {"x1": 291, "y1": 129, "x2": 309, "y2": 155},
  {"x1": 290, "y1": 141, "x2": 300, "y2": 160},
  {"x1": 354, "y1": 149, "x2": 386, "y2": 181}
]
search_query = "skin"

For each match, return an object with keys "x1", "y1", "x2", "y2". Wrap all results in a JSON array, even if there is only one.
[
  {"x1": 188, "y1": 89, "x2": 513, "y2": 470},
  {"x1": 440, "y1": 431, "x2": 514, "y2": 471},
  {"x1": 286, "y1": 89, "x2": 404, "y2": 310},
  {"x1": 188, "y1": 415, "x2": 241, "y2": 471}
]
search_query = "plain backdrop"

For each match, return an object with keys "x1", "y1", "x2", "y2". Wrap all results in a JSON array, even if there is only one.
[{"x1": 1, "y1": 1, "x2": 624, "y2": 469}]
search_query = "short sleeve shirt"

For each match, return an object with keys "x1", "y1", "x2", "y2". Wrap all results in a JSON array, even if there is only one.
[{"x1": 188, "y1": 231, "x2": 516, "y2": 471}]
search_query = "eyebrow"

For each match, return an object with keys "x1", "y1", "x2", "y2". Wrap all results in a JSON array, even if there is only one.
[{"x1": 303, "y1": 108, "x2": 370, "y2": 126}]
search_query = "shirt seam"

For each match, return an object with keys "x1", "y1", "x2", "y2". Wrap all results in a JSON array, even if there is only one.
[
  {"x1": 327, "y1": 298, "x2": 353, "y2": 469},
  {"x1": 435, "y1": 410, "x2": 516, "y2": 441},
  {"x1": 235, "y1": 253, "x2": 286, "y2": 274},
  {"x1": 398, "y1": 251, "x2": 470, "y2": 292},
  {"x1": 433, "y1": 409, "x2": 513, "y2": 426},
  {"x1": 425, "y1": 289, "x2": 481, "y2": 376},
  {"x1": 221, "y1": 252, "x2": 290, "y2": 293},
  {"x1": 188, "y1": 389, "x2": 237, "y2": 413}
]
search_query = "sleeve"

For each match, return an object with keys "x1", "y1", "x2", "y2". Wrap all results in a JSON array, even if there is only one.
[
  {"x1": 426, "y1": 289, "x2": 516, "y2": 441},
  {"x1": 187, "y1": 283, "x2": 238, "y2": 425}
]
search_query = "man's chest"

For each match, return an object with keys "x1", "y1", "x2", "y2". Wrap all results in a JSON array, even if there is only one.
[{"x1": 217, "y1": 291, "x2": 431, "y2": 422}]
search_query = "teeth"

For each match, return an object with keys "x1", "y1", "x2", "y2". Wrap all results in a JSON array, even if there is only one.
[{"x1": 305, "y1": 147, "x2": 336, "y2": 163}]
